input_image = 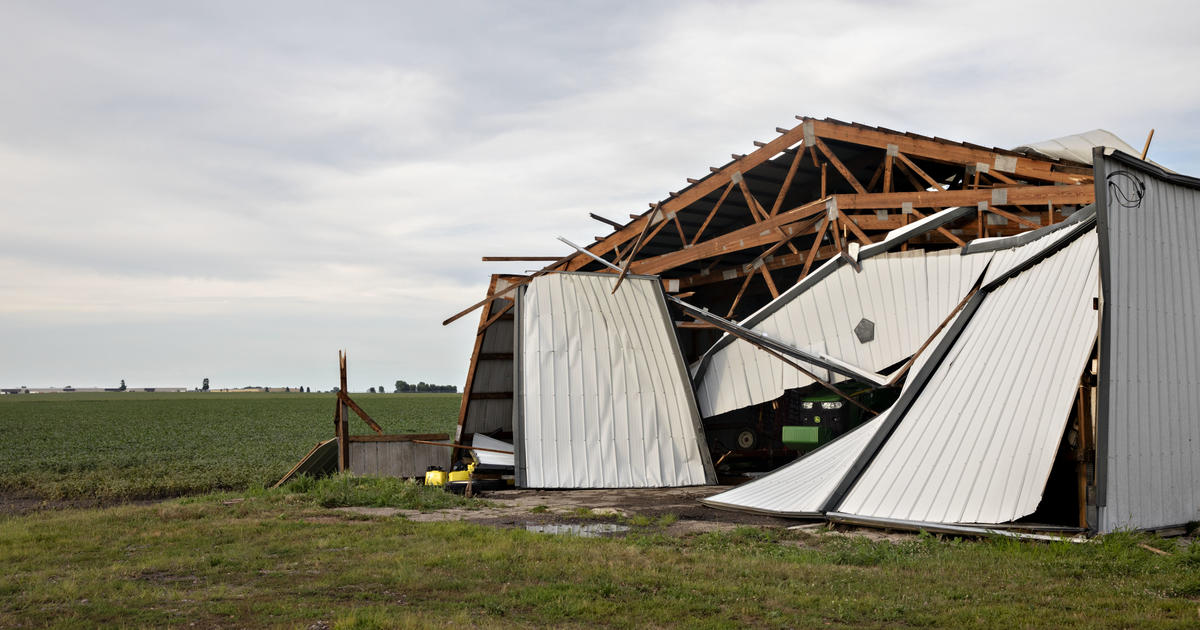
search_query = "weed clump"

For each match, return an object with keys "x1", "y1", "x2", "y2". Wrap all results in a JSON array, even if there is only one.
[{"x1": 281, "y1": 474, "x2": 481, "y2": 510}]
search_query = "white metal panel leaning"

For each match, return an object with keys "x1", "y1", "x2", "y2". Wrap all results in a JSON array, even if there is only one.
[
  {"x1": 513, "y1": 272, "x2": 715, "y2": 488},
  {"x1": 837, "y1": 231, "x2": 1099, "y2": 524},
  {"x1": 693, "y1": 248, "x2": 993, "y2": 418},
  {"x1": 700, "y1": 411, "x2": 889, "y2": 517}
]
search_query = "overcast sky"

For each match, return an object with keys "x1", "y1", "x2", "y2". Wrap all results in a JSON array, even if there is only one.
[{"x1": 2, "y1": 1, "x2": 1197, "y2": 392}]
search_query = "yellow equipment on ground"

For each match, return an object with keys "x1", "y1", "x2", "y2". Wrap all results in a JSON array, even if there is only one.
[{"x1": 424, "y1": 466, "x2": 448, "y2": 486}]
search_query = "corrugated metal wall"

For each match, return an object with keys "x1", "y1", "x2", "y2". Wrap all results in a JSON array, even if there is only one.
[
  {"x1": 695, "y1": 249, "x2": 993, "y2": 417},
  {"x1": 1096, "y1": 151, "x2": 1200, "y2": 532},
  {"x1": 838, "y1": 232, "x2": 1099, "y2": 524},
  {"x1": 515, "y1": 273, "x2": 715, "y2": 488}
]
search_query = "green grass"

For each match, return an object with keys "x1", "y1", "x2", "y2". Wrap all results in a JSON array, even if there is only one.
[
  {"x1": 1, "y1": 497, "x2": 1198, "y2": 629},
  {"x1": 277, "y1": 474, "x2": 481, "y2": 510},
  {"x1": 0, "y1": 392, "x2": 460, "y2": 500}
]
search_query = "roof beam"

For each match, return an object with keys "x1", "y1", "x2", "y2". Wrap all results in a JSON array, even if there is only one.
[
  {"x1": 804, "y1": 118, "x2": 1091, "y2": 185},
  {"x1": 813, "y1": 137, "x2": 868, "y2": 194},
  {"x1": 562, "y1": 125, "x2": 809, "y2": 271},
  {"x1": 831, "y1": 184, "x2": 1095, "y2": 211},
  {"x1": 628, "y1": 199, "x2": 827, "y2": 276}
]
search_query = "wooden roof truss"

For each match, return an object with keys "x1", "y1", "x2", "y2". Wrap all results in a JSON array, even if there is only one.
[{"x1": 451, "y1": 115, "x2": 1097, "y2": 440}]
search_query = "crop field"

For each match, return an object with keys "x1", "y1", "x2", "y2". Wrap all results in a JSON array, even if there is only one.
[{"x1": 0, "y1": 392, "x2": 460, "y2": 500}]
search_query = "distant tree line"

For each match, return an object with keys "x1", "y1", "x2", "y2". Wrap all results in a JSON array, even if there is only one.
[
  {"x1": 196, "y1": 377, "x2": 311, "y2": 393},
  {"x1": 394, "y1": 380, "x2": 457, "y2": 393}
]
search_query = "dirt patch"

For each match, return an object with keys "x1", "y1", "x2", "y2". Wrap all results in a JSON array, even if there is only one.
[
  {"x1": 0, "y1": 490, "x2": 164, "y2": 516},
  {"x1": 135, "y1": 569, "x2": 204, "y2": 586},
  {"x1": 479, "y1": 486, "x2": 799, "y2": 527},
  {"x1": 333, "y1": 486, "x2": 802, "y2": 537},
  {"x1": 328, "y1": 487, "x2": 978, "y2": 544},
  {"x1": 301, "y1": 515, "x2": 375, "y2": 525}
]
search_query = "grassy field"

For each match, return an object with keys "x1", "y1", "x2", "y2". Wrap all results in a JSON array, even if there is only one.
[
  {"x1": 2, "y1": 393, "x2": 1199, "y2": 628},
  {"x1": 0, "y1": 392, "x2": 460, "y2": 500},
  {"x1": 1, "y1": 489, "x2": 1198, "y2": 629}
]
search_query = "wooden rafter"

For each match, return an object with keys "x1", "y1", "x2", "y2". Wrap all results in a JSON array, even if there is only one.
[
  {"x1": 801, "y1": 217, "x2": 831, "y2": 279},
  {"x1": 802, "y1": 118, "x2": 1092, "y2": 184},
  {"x1": 562, "y1": 125, "x2": 809, "y2": 271},
  {"x1": 840, "y1": 214, "x2": 875, "y2": 245},
  {"x1": 985, "y1": 205, "x2": 1042, "y2": 230},
  {"x1": 725, "y1": 266, "x2": 758, "y2": 317},
  {"x1": 760, "y1": 266, "x2": 779, "y2": 298},
  {"x1": 482, "y1": 256, "x2": 561, "y2": 262},
  {"x1": 770, "y1": 144, "x2": 805, "y2": 216},
  {"x1": 552, "y1": 116, "x2": 1092, "y2": 277},
  {"x1": 894, "y1": 152, "x2": 947, "y2": 191},
  {"x1": 893, "y1": 157, "x2": 927, "y2": 193},
  {"x1": 831, "y1": 184, "x2": 1094, "y2": 211},
  {"x1": 735, "y1": 173, "x2": 770, "y2": 222},
  {"x1": 612, "y1": 203, "x2": 662, "y2": 293},
  {"x1": 984, "y1": 169, "x2": 1018, "y2": 185},
  {"x1": 690, "y1": 180, "x2": 735, "y2": 245},
  {"x1": 629, "y1": 199, "x2": 827, "y2": 276},
  {"x1": 478, "y1": 300, "x2": 514, "y2": 334},
  {"x1": 443, "y1": 280, "x2": 523, "y2": 326},
  {"x1": 813, "y1": 136, "x2": 868, "y2": 194},
  {"x1": 883, "y1": 151, "x2": 894, "y2": 193},
  {"x1": 671, "y1": 212, "x2": 688, "y2": 245},
  {"x1": 866, "y1": 156, "x2": 886, "y2": 192},
  {"x1": 908, "y1": 207, "x2": 967, "y2": 247}
]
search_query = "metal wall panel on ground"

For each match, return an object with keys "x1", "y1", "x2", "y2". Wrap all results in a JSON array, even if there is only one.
[
  {"x1": 700, "y1": 412, "x2": 888, "y2": 516},
  {"x1": 1096, "y1": 151, "x2": 1200, "y2": 532},
  {"x1": 695, "y1": 249, "x2": 992, "y2": 418},
  {"x1": 838, "y1": 232, "x2": 1099, "y2": 524},
  {"x1": 515, "y1": 273, "x2": 715, "y2": 488}
]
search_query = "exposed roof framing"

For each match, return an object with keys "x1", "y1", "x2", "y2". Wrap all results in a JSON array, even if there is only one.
[
  {"x1": 450, "y1": 116, "x2": 1099, "y2": 444},
  {"x1": 542, "y1": 117, "x2": 1094, "y2": 309}
]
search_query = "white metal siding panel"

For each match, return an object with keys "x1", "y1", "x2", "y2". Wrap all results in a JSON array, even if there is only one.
[
  {"x1": 471, "y1": 434, "x2": 515, "y2": 468},
  {"x1": 518, "y1": 274, "x2": 710, "y2": 488},
  {"x1": 700, "y1": 412, "x2": 888, "y2": 516},
  {"x1": 1098, "y1": 155, "x2": 1200, "y2": 532},
  {"x1": 695, "y1": 249, "x2": 992, "y2": 417},
  {"x1": 839, "y1": 232, "x2": 1099, "y2": 523},
  {"x1": 983, "y1": 221, "x2": 1090, "y2": 285}
]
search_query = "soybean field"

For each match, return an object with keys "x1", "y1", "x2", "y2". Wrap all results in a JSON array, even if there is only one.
[{"x1": 0, "y1": 392, "x2": 460, "y2": 500}]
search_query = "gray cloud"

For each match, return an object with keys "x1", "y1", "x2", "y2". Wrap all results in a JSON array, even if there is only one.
[{"x1": 2, "y1": 0, "x2": 1198, "y2": 389}]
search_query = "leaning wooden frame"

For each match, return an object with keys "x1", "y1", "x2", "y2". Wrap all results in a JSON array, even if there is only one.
[
  {"x1": 274, "y1": 351, "x2": 453, "y2": 486},
  {"x1": 449, "y1": 115, "x2": 1097, "y2": 451}
]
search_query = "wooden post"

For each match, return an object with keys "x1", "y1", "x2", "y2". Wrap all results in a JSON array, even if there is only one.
[
  {"x1": 338, "y1": 351, "x2": 350, "y2": 472},
  {"x1": 1075, "y1": 347, "x2": 1097, "y2": 530}
]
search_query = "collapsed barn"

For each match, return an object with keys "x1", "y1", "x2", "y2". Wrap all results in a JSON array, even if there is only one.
[{"x1": 437, "y1": 116, "x2": 1198, "y2": 535}]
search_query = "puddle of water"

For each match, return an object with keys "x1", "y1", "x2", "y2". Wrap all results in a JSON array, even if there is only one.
[{"x1": 524, "y1": 523, "x2": 630, "y2": 538}]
